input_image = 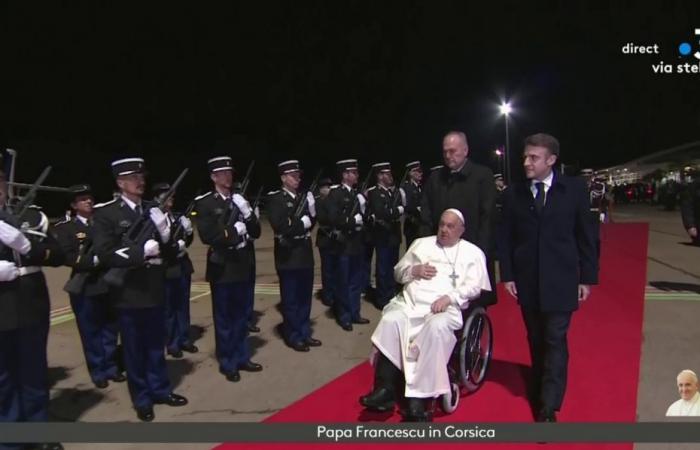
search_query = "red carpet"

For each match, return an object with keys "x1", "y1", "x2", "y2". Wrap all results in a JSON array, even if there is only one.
[{"x1": 217, "y1": 223, "x2": 648, "y2": 450}]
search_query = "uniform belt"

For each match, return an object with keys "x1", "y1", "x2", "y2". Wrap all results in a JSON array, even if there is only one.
[
  {"x1": 18, "y1": 266, "x2": 41, "y2": 276},
  {"x1": 275, "y1": 234, "x2": 310, "y2": 240},
  {"x1": 146, "y1": 258, "x2": 163, "y2": 266}
]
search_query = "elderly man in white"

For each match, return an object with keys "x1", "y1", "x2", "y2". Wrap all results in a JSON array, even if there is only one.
[
  {"x1": 666, "y1": 370, "x2": 700, "y2": 416},
  {"x1": 360, "y1": 209, "x2": 491, "y2": 421}
]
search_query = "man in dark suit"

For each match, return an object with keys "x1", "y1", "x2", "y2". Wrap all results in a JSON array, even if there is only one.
[
  {"x1": 420, "y1": 131, "x2": 497, "y2": 306},
  {"x1": 499, "y1": 133, "x2": 598, "y2": 422}
]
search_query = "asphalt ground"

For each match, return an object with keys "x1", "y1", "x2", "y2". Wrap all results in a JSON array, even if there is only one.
[{"x1": 34, "y1": 204, "x2": 700, "y2": 449}]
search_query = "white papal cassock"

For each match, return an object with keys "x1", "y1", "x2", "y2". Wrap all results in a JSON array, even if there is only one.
[{"x1": 370, "y1": 236, "x2": 491, "y2": 398}]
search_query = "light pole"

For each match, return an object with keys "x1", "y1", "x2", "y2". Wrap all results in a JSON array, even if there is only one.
[{"x1": 499, "y1": 102, "x2": 512, "y2": 184}]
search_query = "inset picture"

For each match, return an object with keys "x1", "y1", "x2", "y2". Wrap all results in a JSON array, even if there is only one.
[{"x1": 666, "y1": 370, "x2": 700, "y2": 416}]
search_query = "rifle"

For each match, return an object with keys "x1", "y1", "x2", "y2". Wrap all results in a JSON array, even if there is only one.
[
  {"x1": 170, "y1": 191, "x2": 201, "y2": 242},
  {"x1": 277, "y1": 171, "x2": 322, "y2": 247},
  {"x1": 372, "y1": 167, "x2": 410, "y2": 231},
  {"x1": 103, "y1": 168, "x2": 189, "y2": 287},
  {"x1": 63, "y1": 237, "x2": 94, "y2": 295},
  {"x1": 0, "y1": 166, "x2": 52, "y2": 227},
  {"x1": 331, "y1": 167, "x2": 374, "y2": 243},
  {"x1": 251, "y1": 185, "x2": 264, "y2": 210},
  {"x1": 239, "y1": 160, "x2": 255, "y2": 195}
]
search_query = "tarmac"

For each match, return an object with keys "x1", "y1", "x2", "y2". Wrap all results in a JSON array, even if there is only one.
[{"x1": 34, "y1": 203, "x2": 700, "y2": 449}]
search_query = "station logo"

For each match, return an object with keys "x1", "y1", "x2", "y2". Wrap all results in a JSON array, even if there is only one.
[{"x1": 621, "y1": 28, "x2": 700, "y2": 74}]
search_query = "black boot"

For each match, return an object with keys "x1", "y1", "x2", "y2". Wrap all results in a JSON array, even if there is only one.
[
  {"x1": 401, "y1": 397, "x2": 432, "y2": 422},
  {"x1": 359, "y1": 353, "x2": 401, "y2": 412}
]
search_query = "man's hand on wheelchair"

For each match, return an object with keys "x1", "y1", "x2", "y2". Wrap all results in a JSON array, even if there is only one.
[
  {"x1": 411, "y1": 263, "x2": 437, "y2": 280},
  {"x1": 430, "y1": 295, "x2": 452, "y2": 313},
  {"x1": 504, "y1": 281, "x2": 518, "y2": 299}
]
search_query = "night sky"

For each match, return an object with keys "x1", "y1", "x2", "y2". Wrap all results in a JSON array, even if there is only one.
[{"x1": 3, "y1": 2, "x2": 700, "y2": 214}]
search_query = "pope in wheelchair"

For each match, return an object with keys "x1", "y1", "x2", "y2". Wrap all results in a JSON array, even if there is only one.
[{"x1": 360, "y1": 209, "x2": 491, "y2": 421}]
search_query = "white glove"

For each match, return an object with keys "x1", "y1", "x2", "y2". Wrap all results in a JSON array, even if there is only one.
[
  {"x1": 149, "y1": 208, "x2": 170, "y2": 243},
  {"x1": 0, "y1": 260, "x2": 19, "y2": 282},
  {"x1": 356, "y1": 193, "x2": 366, "y2": 214},
  {"x1": 92, "y1": 255, "x2": 100, "y2": 266},
  {"x1": 254, "y1": 206, "x2": 260, "y2": 219},
  {"x1": 177, "y1": 239, "x2": 186, "y2": 252},
  {"x1": 301, "y1": 215, "x2": 312, "y2": 230},
  {"x1": 234, "y1": 221, "x2": 248, "y2": 236},
  {"x1": 0, "y1": 221, "x2": 31, "y2": 255},
  {"x1": 397, "y1": 206, "x2": 405, "y2": 215},
  {"x1": 306, "y1": 192, "x2": 316, "y2": 217},
  {"x1": 232, "y1": 194, "x2": 252, "y2": 219},
  {"x1": 179, "y1": 216, "x2": 193, "y2": 235},
  {"x1": 143, "y1": 239, "x2": 160, "y2": 258},
  {"x1": 354, "y1": 213, "x2": 363, "y2": 225}
]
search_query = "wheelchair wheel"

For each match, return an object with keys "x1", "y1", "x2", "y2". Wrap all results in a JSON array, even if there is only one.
[
  {"x1": 459, "y1": 306, "x2": 493, "y2": 392},
  {"x1": 440, "y1": 382, "x2": 460, "y2": 413}
]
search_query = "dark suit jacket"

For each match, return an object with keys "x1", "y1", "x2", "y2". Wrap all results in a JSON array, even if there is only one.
[
  {"x1": 419, "y1": 160, "x2": 496, "y2": 254},
  {"x1": 499, "y1": 171, "x2": 598, "y2": 312}
]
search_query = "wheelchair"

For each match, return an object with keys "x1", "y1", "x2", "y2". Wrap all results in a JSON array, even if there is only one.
[{"x1": 438, "y1": 303, "x2": 493, "y2": 413}]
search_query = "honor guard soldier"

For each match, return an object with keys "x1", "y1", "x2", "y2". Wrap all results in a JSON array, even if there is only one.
[
  {"x1": 315, "y1": 177, "x2": 335, "y2": 307},
  {"x1": 151, "y1": 183, "x2": 198, "y2": 359},
  {"x1": 53, "y1": 184, "x2": 124, "y2": 389},
  {"x1": 326, "y1": 159, "x2": 370, "y2": 331},
  {"x1": 366, "y1": 162, "x2": 404, "y2": 309},
  {"x1": 92, "y1": 158, "x2": 188, "y2": 422},
  {"x1": 401, "y1": 161, "x2": 423, "y2": 248},
  {"x1": 193, "y1": 156, "x2": 262, "y2": 382},
  {"x1": 0, "y1": 166, "x2": 65, "y2": 450},
  {"x1": 267, "y1": 160, "x2": 322, "y2": 352},
  {"x1": 581, "y1": 168, "x2": 603, "y2": 258}
]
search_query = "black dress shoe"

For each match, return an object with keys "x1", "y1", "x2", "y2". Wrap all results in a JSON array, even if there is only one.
[
  {"x1": 536, "y1": 408, "x2": 557, "y2": 422},
  {"x1": 359, "y1": 387, "x2": 395, "y2": 412},
  {"x1": 304, "y1": 337, "x2": 322, "y2": 347},
  {"x1": 239, "y1": 361, "x2": 263, "y2": 372},
  {"x1": 136, "y1": 406, "x2": 155, "y2": 422},
  {"x1": 225, "y1": 371, "x2": 241, "y2": 382},
  {"x1": 247, "y1": 324, "x2": 261, "y2": 333},
  {"x1": 352, "y1": 317, "x2": 370, "y2": 324},
  {"x1": 290, "y1": 341, "x2": 310, "y2": 352},
  {"x1": 338, "y1": 322, "x2": 353, "y2": 331},
  {"x1": 110, "y1": 373, "x2": 127, "y2": 383},
  {"x1": 94, "y1": 379, "x2": 108, "y2": 389},
  {"x1": 181, "y1": 343, "x2": 199, "y2": 353},
  {"x1": 401, "y1": 397, "x2": 432, "y2": 422},
  {"x1": 154, "y1": 393, "x2": 188, "y2": 407},
  {"x1": 167, "y1": 349, "x2": 183, "y2": 358}
]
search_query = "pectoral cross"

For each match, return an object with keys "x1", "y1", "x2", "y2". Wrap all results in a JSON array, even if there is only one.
[{"x1": 449, "y1": 269, "x2": 459, "y2": 288}]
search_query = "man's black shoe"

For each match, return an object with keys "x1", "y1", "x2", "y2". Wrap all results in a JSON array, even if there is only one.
[
  {"x1": 359, "y1": 387, "x2": 395, "y2": 412},
  {"x1": 167, "y1": 349, "x2": 183, "y2": 358},
  {"x1": 401, "y1": 397, "x2": 432, "y2": 422},
  {"x1": 225, "y1": 371, "x2": 241, "y2": 382},
  {"x1": 352, "y1": 317, "x2": 370, "y2": 324},
  {"x1": 181, "y1": 343, "x2": 199, "y2": 353},
  {"x1": 247, "y1": 324, "x2": 261, "y2": 333},
  {"x1": 239, "y1": 361, "x2": 263, "y2": 372},
  {"x1": 290, "y1": 341, "x2": 310, "y2": 352},
  {"x1": 110, "y1": 373, "x2": 127, "y2": 383},
  {"x1": 536, "y1": 408, "x2": 557, "y2": 422},
  {"x1": 136, "y1": 406, "x2": 155, "y2": 422},
  {"x1": 154, "y1": 393, "x2": 188, "y2": 407},
  {"x1": 339, "y1": 322, "x2": 353, "y2": 331},
  {"x1": 305, "y1": 338, "x2": 322, "y2": 347},
  {"x1": 94, "y1": 379, "x2": 108, "y2": 389}
]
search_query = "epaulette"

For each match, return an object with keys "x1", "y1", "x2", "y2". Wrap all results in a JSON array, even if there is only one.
[
  {"x1": 367, "y1": 186, "x2": 377, "y2": 192},
  {"x1": 28, "y1": 205, "x2": 42, "y2": 210},
  {"x1": 53, "y1": 218, "x2": 70, "y2": 227},
  {"x1": 267, "y1": 190, "x2": 281, "y2": 195},
  {"x1": 329, "y1": 184, "x2": 341, "y2": 189},
  {"x1": 194, "y1": 191, "x2": 213, "y2": 202},
  {"x1": 93, "y1": 198, "x2": 117, "y2": 209}
]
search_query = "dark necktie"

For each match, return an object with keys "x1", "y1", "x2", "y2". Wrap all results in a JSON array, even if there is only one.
[
  {"x1": 135, "y1": 204, "x2": 143, "y2": 216},
  {"x1": 535, "y1": 182, "x2": 545, "y2": 214}
]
